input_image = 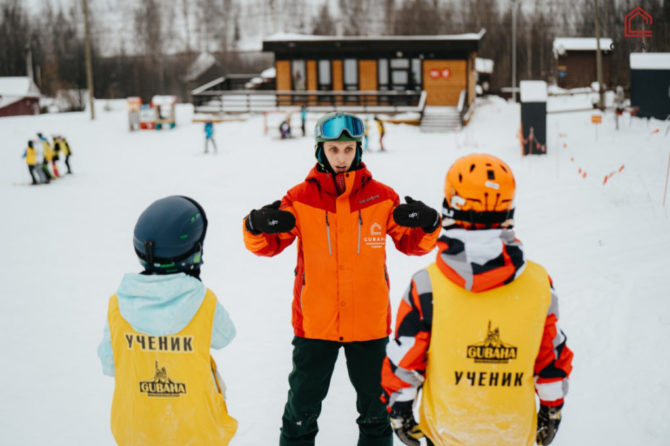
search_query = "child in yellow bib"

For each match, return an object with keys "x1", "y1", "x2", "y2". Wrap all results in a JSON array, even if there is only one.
[
  {"x1": 381, "y1": 154, "x2": 573, "y2": 446},
  {"x1": 98, "y1": 196, "x2": 237, "y2": 445}
]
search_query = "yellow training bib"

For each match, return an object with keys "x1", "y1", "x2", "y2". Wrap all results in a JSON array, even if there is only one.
[
  {"x1": 107, "y1": 290, "x2": 237, "y2": 446},
  {"x1": 420, "y1": 261, "x2": 551, "y2": 446}
]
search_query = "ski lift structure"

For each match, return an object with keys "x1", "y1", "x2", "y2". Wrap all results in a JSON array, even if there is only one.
[{"x1": 127, "y1": 95, "x2": 178, "y2": 130}]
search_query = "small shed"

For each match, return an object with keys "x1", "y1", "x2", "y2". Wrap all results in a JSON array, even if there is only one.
[
  {"x1": 0, "y1": 76, "x2": 41, "y2": 117},
  {"x1": 630, "y1": 53, "x2": 670, "y2": 120},
  {"x1": 553, "y1": 37, "x2": 613, "y2": 89}
]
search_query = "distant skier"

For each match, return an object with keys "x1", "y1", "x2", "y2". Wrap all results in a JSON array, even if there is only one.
[
  {"x1": 381, "y1": 153, "x2": 574, "y2": 446},
  {"x1": 98, "y1": 196, "x2": 238, "y2": 445},
  {"x1": 22, "y1": 140, "x2": 39, "y2": 185},
  {"x1": 300, "y1": 105, "x2": 307, "y2": 137},
  {"x1": 51, "y1": 135, "x2": 61, "y2": 177},
  {"x1": 60, "y1": 136, "x2": 73, "y2": 174},
  {"x1": 34, "y1": 136, "x2": 50, "y2": 183},
  {"x1": 243, "y1": 112, "x2": 441, "y2": 446},
  {"x1": 204, "y1": 120, "x2": 218, "y2": 154},
  {"x1": 279, "y1": 114, "x2": 292, "y2": 139},
  {"x1": 374, "y1": 116, "x2": 385, "y2": 151},
  {"x1": 363, "y1": 115, "x2": 370, "y2": 151}
]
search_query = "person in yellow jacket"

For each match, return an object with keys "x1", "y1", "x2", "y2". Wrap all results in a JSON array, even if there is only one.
[
  {"x1": 374, "y1": 116, "x2": 385, "y2": 151},
  {"x1": 381, "y1": 153, "x2": 574, "y2": 446},
  {"x1": 59, "y1": 135, "x2": 73, "y2": 174},
  {"x1": 36, "y1": 133, "x2": 54, "y2": 181},
  {"x1": 22, "y1": 140, "x2": 39, "y2": 185},
  {"x1": 23, "y1": 141, "x2": 40, "y2": 184},
  {"x1": 97, "y1": 196, "x2": 237, "y2": 446}
]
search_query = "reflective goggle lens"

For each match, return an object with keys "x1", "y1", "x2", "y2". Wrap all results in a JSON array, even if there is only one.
[{"x1": 318, "y1": 115, "x2": 364, "y2": 139}]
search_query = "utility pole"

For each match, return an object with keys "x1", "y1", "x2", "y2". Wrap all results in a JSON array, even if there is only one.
[
  {"x1": 82, "y1": 0, "x2": 95, "y2": 120},
  {"x1": 512, "y1": 0, "x2": 518, "y2": 102},
  {"x1": 594, "y1": 0, "x2": 605, "y2": 110},
  {"x1": 25, "y1": 43, "x2": 34, "y2": 82}
]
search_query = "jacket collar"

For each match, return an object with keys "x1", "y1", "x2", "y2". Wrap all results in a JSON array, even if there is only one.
[
  {"x1": 306, "y1": 162, "x2": 372, "y2": 197},
  {"x1": 435, "y1": 228, "x2": 526, "y2": 292}
]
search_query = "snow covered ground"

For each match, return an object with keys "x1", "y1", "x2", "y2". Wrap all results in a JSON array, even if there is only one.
[{"x1": 1, "y1": 96, "x2": 669, "y2": 445}]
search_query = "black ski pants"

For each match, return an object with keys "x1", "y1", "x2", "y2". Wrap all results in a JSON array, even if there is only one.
[
  {"x1": 27, "y1": 165, "x2": 39, "y2": 184},
  {"x1": 280, "y1": 336, "x2": 392, "y2": 446}
]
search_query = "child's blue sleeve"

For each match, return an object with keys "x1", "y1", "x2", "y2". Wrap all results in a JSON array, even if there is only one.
[
  {"x1": 211, "y1": 303, "x2": 236, "y2": 349},
  {"x1": 97, "y1": 322, "x2": 115, "y2": 376},
  {"x1": 22, "y1": 150, "x2": 26, "y2": 158}
]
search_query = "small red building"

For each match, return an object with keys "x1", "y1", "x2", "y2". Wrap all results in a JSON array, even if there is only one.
[{"x1": 0, "y1": 77, "x2": 41, "y2": 117}]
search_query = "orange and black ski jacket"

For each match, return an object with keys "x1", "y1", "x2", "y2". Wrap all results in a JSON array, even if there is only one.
[
  {"x1": 243, "y1": 163, "x2": 440, "y2": 342},
  {"x1": 382, "y1": 228, "x2": 574, "y2": 411}
]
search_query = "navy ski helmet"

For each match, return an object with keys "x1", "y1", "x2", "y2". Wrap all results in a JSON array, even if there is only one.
[{"x1": 133, "y1": 196, "x2": 207, "y2": 274}]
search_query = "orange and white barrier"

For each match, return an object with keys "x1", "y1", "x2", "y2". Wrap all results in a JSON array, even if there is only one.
[{"x1": 602, "y1": 165, "x2": 625, "y2": 185}]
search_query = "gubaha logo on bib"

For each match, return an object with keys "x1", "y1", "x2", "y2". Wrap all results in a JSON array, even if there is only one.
[
  {"x1": 467, "y1": 321, "x2": 518, "y2": 364},
  {"x1": 139, "y1": 361, "x2": 187, "y2": 397}
]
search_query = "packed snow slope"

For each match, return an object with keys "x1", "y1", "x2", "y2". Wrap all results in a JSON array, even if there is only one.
[{"x1": 1, "y1": 97, "x2": 669, "y2": 445}]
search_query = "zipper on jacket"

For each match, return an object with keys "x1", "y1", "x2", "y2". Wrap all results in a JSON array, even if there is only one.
[
  {"x1": 299, "y1": 272, "x2": 305, "y2": 310},
  {"x1": 357, "y1": 211, "x2": 362, "y2": 255},
  {"x1": 325, "y1": 212, "x2": 332, "y2": 255}
]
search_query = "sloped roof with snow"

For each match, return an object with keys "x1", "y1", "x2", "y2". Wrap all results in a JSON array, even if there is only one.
[
  {"x1": 260, "y1": 67, "x2": 276, "y2": 79},
  {"x1": 553, "y1": 38, "x2": 613, "y2": 57},
  {"x1": 0, "y1": 77, "x2": 40, "y2": 97},
  {"x1": 184, "y1": 52, "x2": 220, "y2": 82}
]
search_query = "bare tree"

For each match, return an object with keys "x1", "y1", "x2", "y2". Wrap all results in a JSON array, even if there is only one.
[
  {"x1": 339, "y1": 0, "x2": 366, "y2": 36},
  {"x1": 0, "y1": 0, "x2": 32, "y2": 77},
  {"x1": 312, "y1": 2, "x2": 336, "y2": 35},
  {"x1": 393, "y1": 0, "x2": 443, "y2": 35}
]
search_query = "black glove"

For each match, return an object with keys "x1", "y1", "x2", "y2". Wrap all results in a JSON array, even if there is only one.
[
  {"x1": 393, "y1": 196, "x2": 440, "y2": 232},
  {"x1": 389, "y1": 401, "x2": 424, "y2": 446},
  {"x1": 245, "y1": 200, "x2": 296, "y2": 234},
  {"x1": 536, "y1": 404, "x2": 562, "y2": 446}
]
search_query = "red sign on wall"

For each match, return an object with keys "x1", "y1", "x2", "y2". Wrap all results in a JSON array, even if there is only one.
[{"x1": 429, "y1": 68, "x2": 452, "y2": 80}]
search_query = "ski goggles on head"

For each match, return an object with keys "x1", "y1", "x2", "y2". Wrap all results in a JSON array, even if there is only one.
[{"x1": 315, "y1": 114, "x2": 365, "y2": 140}]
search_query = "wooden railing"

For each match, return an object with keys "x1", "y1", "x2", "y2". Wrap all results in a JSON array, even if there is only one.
[
  {"x1": 457, "y1": 88, "x2": 469, "y2": 122},
  {"x1": 193, "y1": 90, "x2": 427, "y2": 115}
]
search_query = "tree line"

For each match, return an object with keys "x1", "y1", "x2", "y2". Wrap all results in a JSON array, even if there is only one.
[{"x1": 1, "y1": 0, "x2": 668, "y2": 102}]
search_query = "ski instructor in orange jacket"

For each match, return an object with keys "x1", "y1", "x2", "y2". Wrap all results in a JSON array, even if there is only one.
[{"x1": 243, "y1": 112, "x2": 441, "y2": 446}]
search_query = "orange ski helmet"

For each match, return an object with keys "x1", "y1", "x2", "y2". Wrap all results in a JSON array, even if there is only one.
[{"x1": 443, "y1": 153, "x2": 516, "y2": 228}]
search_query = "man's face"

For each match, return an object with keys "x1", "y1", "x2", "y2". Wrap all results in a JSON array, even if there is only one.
[{"x1": 323, "y1": 140, "x2": 357, "y2": 173}]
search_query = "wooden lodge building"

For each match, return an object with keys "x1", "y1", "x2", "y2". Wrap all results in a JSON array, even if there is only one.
[{"x1": 261, "y1": 31, "x2": 485, "y2": 110}]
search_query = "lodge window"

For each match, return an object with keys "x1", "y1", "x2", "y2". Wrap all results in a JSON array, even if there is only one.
[
  {"x1": 378, "y1": 58, "x2": 389, "y2": 91},
  {"x1": 343, "y1": 58, "x2": 358, "y2": 102},
  {"x1": 411, "y1": 58, "x2": 422, "y2": 91},
  {"x1": 318, "y1": 59, "x2": 331, "y2": 90},
  {"x1": 389, "y1": 57, "x2": 421, "y2": 104},
  {"x1": 343, "y1": 58, "x2": 358, "y2": 91},
  {"x1": 291, "y1": 60, "x2": 306, "y2": 91},
  {"x1": 390, "y1": 58, "x2": 409, "y2": 91},
  {"x1": 378, "y1": 58, "x2": 390, "y2": 104}
]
